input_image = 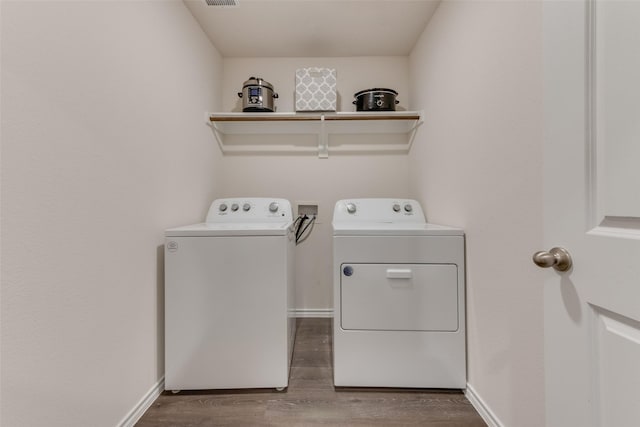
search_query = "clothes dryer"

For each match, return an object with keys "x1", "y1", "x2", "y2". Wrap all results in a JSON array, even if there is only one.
[
  {"x1": 165, "y1": 198, "x2": 295, "y2": 391},
  {"x1": 332, "y1": 198, "x2": 466, "y2": 388}
]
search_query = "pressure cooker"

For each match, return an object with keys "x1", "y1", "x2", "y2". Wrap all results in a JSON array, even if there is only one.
[{"x1": 237, "y1": 77, "x2": 278, "y2": 112}]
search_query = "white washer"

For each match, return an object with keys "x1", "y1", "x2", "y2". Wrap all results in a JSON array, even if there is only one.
[
  {"x1": 332, "y1": 198, "x2": 466, "y2": 388},
  {"x1": 164, "y1": 198, "x2": 295, "y2": 391}
]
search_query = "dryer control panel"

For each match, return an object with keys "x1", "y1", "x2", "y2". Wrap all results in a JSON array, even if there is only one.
[{"x1": 333, "y1": 199, "x2": 425, "y2": 223}]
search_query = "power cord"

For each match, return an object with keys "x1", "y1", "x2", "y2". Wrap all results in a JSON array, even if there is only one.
[
  {"x1": 294, "y1": 214, "x2": 316, "y2": 245},
  {"x1": 290, "y1": 215, "x2": 304, "y2": 231}
]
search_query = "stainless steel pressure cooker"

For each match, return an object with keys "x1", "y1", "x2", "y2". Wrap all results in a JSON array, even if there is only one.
[{"x1": 237, "y1": 77, "x2": 278, "y2": 112}]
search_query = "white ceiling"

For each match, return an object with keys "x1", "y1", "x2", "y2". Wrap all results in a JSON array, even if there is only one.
[{"x1": 183, "y1": 0, "x2": 440, "y2": 57}]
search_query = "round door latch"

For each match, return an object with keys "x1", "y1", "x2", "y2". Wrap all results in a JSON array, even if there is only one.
[
  {"x1": 532, "y1": 247, "x2": 572, "y2": 272},
  {"x1": 343, "y1": 265, "x2": 354, "y2": 277}
]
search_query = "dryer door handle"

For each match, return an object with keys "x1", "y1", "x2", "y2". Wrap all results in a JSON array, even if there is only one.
[{"x1": 386, "y1": 268, "x2": 413, "y2": 279}]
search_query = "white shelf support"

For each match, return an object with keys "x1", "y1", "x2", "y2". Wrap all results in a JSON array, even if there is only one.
[
  {"x1": 318, "y1": 115, "x2": 329, "y2": 158},
  {"x1": 406, "y1": 111, "x2": 424, "y2": 152},
  {"x1": 206, "y1": 112, "x2": 227, "y2": 154},
  {"x1": 210, "y1": 123, "x2": 227, "y2": 154}
]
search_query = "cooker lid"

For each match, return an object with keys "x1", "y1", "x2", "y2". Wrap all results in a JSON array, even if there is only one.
[
  {"x1": 354, "y1": 88, "x2": 398, "y2": 97},
  {"x1": 242, "y1": 76, "x2": 274, "y2": 90}
]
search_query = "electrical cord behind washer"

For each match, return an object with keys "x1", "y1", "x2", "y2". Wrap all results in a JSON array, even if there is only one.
[
  {"x1": 295, "y1": 214, "x2": 316, "y2": 245},
  {"x1": 295, "y1": 215, "x2": 308, "y2": 242},
  {"x1": 290, "y1": 215, "x2": 303, "y2": 233}
]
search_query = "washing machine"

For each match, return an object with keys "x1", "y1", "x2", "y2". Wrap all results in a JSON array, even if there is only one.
[
  {"x1": 332, "y1": 198, "x2": 466, "y2": 388},
  {"x1": 164, "y1": 198, "x2": 295, "y2": 391}
]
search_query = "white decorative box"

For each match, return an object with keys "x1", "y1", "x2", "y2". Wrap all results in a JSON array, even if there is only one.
[{"x1": 295, "y1": 68, "x2": 337, "y2": 112}]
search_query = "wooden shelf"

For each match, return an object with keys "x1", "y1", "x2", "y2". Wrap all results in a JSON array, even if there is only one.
[{"x1": 207, "y1": 111, "x2": 423, "y2": 158}]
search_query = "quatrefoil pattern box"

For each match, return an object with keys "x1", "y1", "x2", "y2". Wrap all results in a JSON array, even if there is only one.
[{"x1": 295, "y1": 68, "x2": 337, "y2": 112}]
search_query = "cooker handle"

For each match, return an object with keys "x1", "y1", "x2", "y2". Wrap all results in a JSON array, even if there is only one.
[
  {"x1": 352, "y1": 100, "x2": 357, "y2": 105},
  {"x1": 237, "y1": 92, "x2": 243, "y2": 98},
  {"x1": 273, "y1": 92, "x2": 279, "y2": 99},
  {"x1": 395, "y1": 99, "x2": 400, "y2": 104}
]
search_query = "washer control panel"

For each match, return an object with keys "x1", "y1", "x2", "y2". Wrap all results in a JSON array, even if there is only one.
[
  {"x1": 206, "y1": 198, "x2": 293, "y2": 223},
  {"x1": 333, "y1": 199, "x2": 426, "y2": 223}
]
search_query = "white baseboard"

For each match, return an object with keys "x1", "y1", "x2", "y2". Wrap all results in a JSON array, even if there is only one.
[
  {"x1": 118, "y1": 376, "x2": 165, "y2": 427},
  {"x1": 465, "y1": 383, "x2": 504, "y2": 427},
  {"x1": 293, "y1": 308, "x2": 334, "y2": 318}
]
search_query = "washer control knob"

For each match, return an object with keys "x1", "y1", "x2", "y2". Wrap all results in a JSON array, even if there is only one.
[
  {"x1": 269, "y1": 202, "x2": 279, "y2": 213},
  {"x1": 243, "y1": 203, "x2": 251, "y2": 212},
  {"x1": 404, "y1": 203, "x2": 413, "y2": 213},
  {"x1": 392, "y1": 203, "x2": 401, "y2": 212},
  {"x1": 346, "y1": 203, "x2": 357, "y2": 214},
  {"x1": 231, "y1": 203, "x2": 239, "y2": 212},
  {"x1": 219, "y1": 203, "x2": 228, "y2": 212}
]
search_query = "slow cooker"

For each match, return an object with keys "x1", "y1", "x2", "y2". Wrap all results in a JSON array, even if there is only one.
[
  {"x1": 353, "y1": 88, "x2": 399, "y2": 111},
  {"x1": 237, "y1": 77, "x2": 278, "y2": 112}
]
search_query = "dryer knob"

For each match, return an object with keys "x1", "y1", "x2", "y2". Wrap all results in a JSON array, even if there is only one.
[
  {"x1": 404, "y1": 203, "x2": 413, "y2": 213},
  {"x1": 243, "y1": 203, "x2": 251, "y2": 212},
  {"x1": 346, "y1": 203, "x2": 357, "y2": 214},
  {"x1": 219, "y1": 203, "x2": 228, "y2": 212},
  {"x1": 269, "y1": 202, "x2": 279, "y2": 213},
  {"x1": 392, "y1": 203, "x2": 401, "y2": 212},
  {"x1": 231, "y1": 203, "x2": 239, "y2": 212}
]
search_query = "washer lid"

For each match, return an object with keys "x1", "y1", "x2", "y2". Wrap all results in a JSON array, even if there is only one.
[
  {"x1": 165, "y1": 222, "x2": 292, "y2": 237},
  {"x1": 332, "y1": 222, "x2": 463, "y2": 236}
]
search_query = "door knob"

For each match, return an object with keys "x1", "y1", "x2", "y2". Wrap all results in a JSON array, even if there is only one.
[{"x1": 532, "y1": 247, "x2": 572, "y2": 272}]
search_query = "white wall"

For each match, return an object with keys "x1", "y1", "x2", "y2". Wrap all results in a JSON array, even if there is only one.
[
  {"x1": 0, "y1": 1, "x2": 222, "y2": 425},
  {"x1": 409, "y1": 2, "x2": 544, "y2": 426},
  {"x1": 220, "y1": 57, "x2": 411, "y2": 311}
]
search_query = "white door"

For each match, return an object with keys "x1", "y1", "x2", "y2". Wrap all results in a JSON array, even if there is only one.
[{"x1": 543, "y1": 1, "x2": 640, "y2": 426}]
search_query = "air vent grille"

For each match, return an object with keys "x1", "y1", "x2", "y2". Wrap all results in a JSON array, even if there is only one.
[{"x1": 205, "y1": 0, "x2": 238, "y2": 6}]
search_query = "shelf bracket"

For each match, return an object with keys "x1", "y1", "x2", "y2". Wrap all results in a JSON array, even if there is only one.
[
  {"x1": 206, "y1": 113, "x2": 226, "y2": 154},
  {"x1": 318, "y1": 115, "x2": 329, "y2": 159},
  {"x1": 406, "y1": 111, "x2": 425, "y2": 152}
]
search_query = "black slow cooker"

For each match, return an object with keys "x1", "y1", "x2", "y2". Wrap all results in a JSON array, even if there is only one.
[{"x1": 353, "y1": 88, "x2": 399, "y2": 111}]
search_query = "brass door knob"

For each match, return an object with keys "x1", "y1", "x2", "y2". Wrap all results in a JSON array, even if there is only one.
[{"x1": 532, "y1": 247, "x2": 572, "y2": 272}]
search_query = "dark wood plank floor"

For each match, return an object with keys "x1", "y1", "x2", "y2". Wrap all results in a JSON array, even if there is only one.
[{"x1": 136, "y1": 318, "x2": 487, "y2": 426}]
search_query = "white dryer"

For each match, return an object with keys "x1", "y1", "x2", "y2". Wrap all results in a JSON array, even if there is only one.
[
  {"x1": 164, "y1": 198, "x2": 295, "y2": 391},
  {"x1": 332, "y1": 198, "x2": 466, "y2": 388}
]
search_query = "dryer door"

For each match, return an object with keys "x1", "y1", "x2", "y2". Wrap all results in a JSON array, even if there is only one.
[{"x1": 340, "y1": 263, "x2": 459, "y2": 331}]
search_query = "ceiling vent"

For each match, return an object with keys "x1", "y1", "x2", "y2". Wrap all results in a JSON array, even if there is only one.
[{"x1": 205, "y1": 0, "x2": 238, "y2": 6}]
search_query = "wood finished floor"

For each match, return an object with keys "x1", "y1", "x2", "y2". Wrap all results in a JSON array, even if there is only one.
[{"x1": 136, "y1": 318, "x2": 487, "y2": 426}]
